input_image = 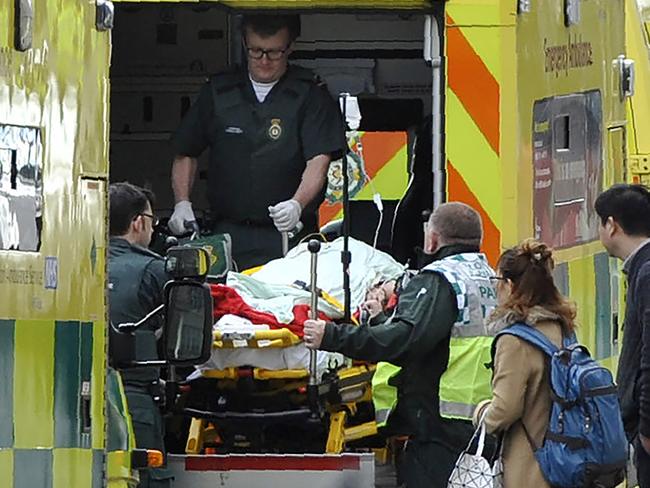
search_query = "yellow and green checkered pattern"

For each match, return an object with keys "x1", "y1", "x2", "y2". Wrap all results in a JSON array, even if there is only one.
[
  {"x1": 552, "y1": 251, "x2": 619, "y2": 368},
  {"x1": 0, "y1": 319, "x2": 107, "y2": 487}
]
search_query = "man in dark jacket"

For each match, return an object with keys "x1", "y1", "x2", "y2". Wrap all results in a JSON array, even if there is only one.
[
  {"x1": 596, "y1": 183, "x2": 650, "y2": 486},
  {"x1": 109, "y1": 182, "x2": 173, "y2": 488},
  {"x1": 168, "y1": 14, "x2": 345, "y2": 270},
  {"x1": 304, "y1": 202, "x2": 497, "y2": 487}
]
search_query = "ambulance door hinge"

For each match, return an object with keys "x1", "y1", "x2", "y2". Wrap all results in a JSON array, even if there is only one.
[
  {"x1": 96, "y1": 0, "x2": 114, "y2": 32},
  {"x1": 518, "y1": 0, "x2": 531, "y2": 14}
]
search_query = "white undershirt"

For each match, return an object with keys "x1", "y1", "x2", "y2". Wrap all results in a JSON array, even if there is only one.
[{"x1": 250, "y1": 76, "x2": 278, "y2": 102}]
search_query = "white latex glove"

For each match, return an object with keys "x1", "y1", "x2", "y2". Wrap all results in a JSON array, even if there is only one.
[
  {"x1": 168, "y1": 200, "x2": 196, "y2": 235},
  {"x1": 268, "y1": 199, "x2": 302, "y2": 232}
]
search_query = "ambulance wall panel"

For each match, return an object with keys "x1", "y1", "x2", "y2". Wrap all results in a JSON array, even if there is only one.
[
  {"x1": 54, "y1": 321, "x2": 82, "y2": 448},
  {"x1": 299, "y1": 13, "x2": 424, "y2": 46},
  {"x1": 52, "y1": 449, "x2": 93, "y2": 488},
  {"x1": 13, "y1": 319, "x2": 55, "y2": 449},
  {"x1": 594, "y1": 252, "x2": 613, "y2": 360},
  {"x1": 552, "y1": 262, "x2": 570, "y2": 297},
  {"x1": 13, "y1": 449, "x2": 52, "y2": 488},
  {"x1": 568, "y1": 257, "x2": 597, "y2": 356},
  {"x1": 91, "y1": 449, "x2": 104, "y2": 488},
  {"x1": 0, "y1": 320, "x2": 15, "y2": 448},
  {"x1": 110, "y1": 80, "x2": 204, "y2": 136},
  {"x1": 111, "y1": 4, "x2": 229, "y2": 77},
  {"x1": 0, "y1": 450, "x2": 13, "y2": 486},
  {"x1": 109, "y1": 139, "x2": 210, "y2": 214},
  {"x1": 91, "y1": 322, "x2": 106, "y2": 450}
]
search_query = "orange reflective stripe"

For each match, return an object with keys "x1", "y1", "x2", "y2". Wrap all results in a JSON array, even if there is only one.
[
  {"x1": 319, "y1": 132, "x2": 407, "y2": 227},
  {"x1": 360, "y1": 132, "x2": 405, "y2": 178},
  {"x1": 446, "y1": 14, "x2": 501, "y2": 155},
  {"x1": 447, "y1": 162, "x2": 500, "y2": 266}
]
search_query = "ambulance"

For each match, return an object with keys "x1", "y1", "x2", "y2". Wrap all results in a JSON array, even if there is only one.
[
  {"x1": 0, "y1": 0, "x2": 637, "y2": 487},
  {"x1": 626, "y1": 0, "x2": 650, "y2": 187}
]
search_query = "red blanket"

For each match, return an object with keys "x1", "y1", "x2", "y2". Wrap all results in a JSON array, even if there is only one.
[{"x1": 209, "y1": 284, "x2": 331, "y2": 338}]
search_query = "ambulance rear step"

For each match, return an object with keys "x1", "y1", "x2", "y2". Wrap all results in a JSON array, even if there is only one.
[{"x1": 168, "y1": 453, "x2": 375, "y2": 488}]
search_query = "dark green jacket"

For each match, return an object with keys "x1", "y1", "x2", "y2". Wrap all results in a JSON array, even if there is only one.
[
  {"x1": 320, "y1": 244, "x2": 479, "y2": 442},
  {"x1": 108, "y1": 237, "x2": 171, "y2": 386}
]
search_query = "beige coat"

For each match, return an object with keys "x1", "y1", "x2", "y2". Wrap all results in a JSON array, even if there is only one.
[{"x1": 475, "y1": 307, "x2": 565, "y2": 488}]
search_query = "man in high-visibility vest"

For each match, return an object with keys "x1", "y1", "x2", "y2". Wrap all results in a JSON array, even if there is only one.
[{"x1": 304, "y1": 202, "x2": 498, "y2": 487}]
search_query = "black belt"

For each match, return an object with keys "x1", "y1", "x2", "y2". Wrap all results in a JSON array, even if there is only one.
[{"x1": 216, "y1": 218, "x2": 274, "y2": 228}]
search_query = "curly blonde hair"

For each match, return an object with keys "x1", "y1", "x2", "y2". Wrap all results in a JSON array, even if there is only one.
[{"x1": 494, "y1": 238, "x2": 577, "y2": 333}]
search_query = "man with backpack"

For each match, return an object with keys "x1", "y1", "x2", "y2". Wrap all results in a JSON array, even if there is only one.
[{"x1": 596, "y1": 184, "x2": 650, "y2": 486}]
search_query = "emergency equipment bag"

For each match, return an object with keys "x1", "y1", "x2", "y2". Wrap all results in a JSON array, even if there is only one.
[
  {"x1": 495, "y1": 323, "x2": 627, "y2": 488},
  {"x1": 180, "y1": 233, "x2": 232, "y2": 280}
]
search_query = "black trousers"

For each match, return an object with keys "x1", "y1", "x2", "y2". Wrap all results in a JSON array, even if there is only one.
[
  {"x1": 125, "y1": 388, "x2": 173, "y2": 488},
  {"x1": 637, "y1": 437, "x2": 650, "y2": 488},
  {"x1": 399, "y1": 421, "x2": 478, "y2": 488},
  {"x1": 401, "y1": 439, "x2": 460, "y2": 488}
]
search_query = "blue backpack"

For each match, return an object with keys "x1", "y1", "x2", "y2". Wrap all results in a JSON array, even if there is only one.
[{"x1": 495, "y1": 323, "x2": 627, "y2": 488}]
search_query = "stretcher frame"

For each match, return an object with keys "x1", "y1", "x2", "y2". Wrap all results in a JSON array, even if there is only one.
[{"x1": 184, "y1": 328, "x2": 379, "y2": 454}]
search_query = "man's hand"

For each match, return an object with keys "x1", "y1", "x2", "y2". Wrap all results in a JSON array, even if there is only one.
[
  {"x1": 269, "y1": 199, "x2": 302, "y2": 232},
  {"x1": 168, "y1": 200, "x2": 196, "y2": 235},
  {"x1": 303, "y1": 319, "x2": 326, "y2": 349},
  {"x1": 361, "y1": 299, "x2": 383, "y2": 319}
]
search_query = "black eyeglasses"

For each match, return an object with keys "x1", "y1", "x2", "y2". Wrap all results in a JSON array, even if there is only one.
[
  {"x1": 139, "y1": 213, "x2": 159, "y2": 226},
  {"x1": 489, "y1": 276, "x2": 507, "y2": 282},
  {"x1": 245, "y1": 44, "x2": 290, "y2": 61}
]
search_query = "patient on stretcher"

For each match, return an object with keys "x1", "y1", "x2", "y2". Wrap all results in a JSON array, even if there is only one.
[{"x1": 190, "y1": 237, "x2": 405, "y2": 381}]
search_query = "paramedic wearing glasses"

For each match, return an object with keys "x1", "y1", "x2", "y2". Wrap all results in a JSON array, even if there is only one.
[
  {"x1": 169, "y1": 14, "x2": 345, "y2": 270},
  {"x1": 108, "y1": 182, "x2": 173, "y2": 488}
]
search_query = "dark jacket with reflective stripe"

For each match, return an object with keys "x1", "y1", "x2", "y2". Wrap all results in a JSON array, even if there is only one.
[
  {"x1": 108, "y1": 237, "x2": 171, "y2": 386},
  {"x1": 319, "y1": 244, "x2": 477, "y2": 443}
]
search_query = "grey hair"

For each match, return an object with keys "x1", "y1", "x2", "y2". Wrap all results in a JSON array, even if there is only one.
[{"x1": 429, "y1": 202, "x2": 483, "y2": 247}]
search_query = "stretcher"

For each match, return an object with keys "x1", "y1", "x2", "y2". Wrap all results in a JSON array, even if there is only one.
[
  {"x1": 183, "y1": 327, "x2": 378, "y2": 455},
  {"x1": 181, "y1": 237, "x2": 405, "y2": 455}
]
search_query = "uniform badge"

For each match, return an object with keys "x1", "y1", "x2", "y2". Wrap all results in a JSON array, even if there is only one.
[{"x1": 268, "y1": 119, "x2": 282, "y2": 140}]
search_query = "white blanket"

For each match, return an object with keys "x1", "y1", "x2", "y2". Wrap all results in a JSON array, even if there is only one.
[
  {"x1": 191, "y1": 315, "x2": 347, "y2": 381},
  {"x1": 194, "y1": 238, "x2": 404, "y2": 378},
  {"x1": 228, "y1": 237, "x2": 405, "y2": 321}
]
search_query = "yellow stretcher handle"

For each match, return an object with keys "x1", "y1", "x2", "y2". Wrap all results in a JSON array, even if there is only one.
[{"x1": 213, "y1": 328, "x2": 302, "y2": 349}]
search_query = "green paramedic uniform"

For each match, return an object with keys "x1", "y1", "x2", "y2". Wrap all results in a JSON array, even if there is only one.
[
  {"x1": 172, "y1": 65, "x2": 346, "y2": 270},
  {"x1": 319, "y1": 244, "x2": 497, "y2": 488},
  {"x1": 108, "y1": 237, "x2": 174, "y2": 488}
]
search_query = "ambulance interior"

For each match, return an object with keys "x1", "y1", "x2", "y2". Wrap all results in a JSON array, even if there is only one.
[{"x1": 108, "y1": 4, "x2": 437, "y2": 454}]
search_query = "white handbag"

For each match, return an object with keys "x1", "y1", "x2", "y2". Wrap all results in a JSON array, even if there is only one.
[{"x1": 447, "y1": 422, "x2": 504, "y2": 488}]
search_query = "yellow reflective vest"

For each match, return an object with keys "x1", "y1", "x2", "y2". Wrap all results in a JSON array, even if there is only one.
[
  {"x1": 424, "y1": 253, "x2": 497, "y2": 420},
  {"x1": 372, "y1": 253, "x2": 496, "y2": 427}
]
